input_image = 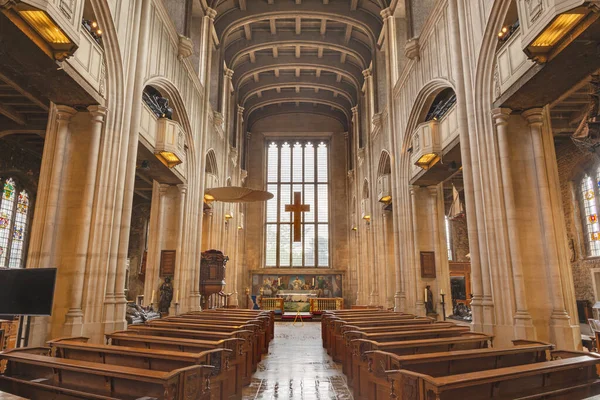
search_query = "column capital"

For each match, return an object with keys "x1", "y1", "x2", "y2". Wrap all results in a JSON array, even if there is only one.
[
  {"x1": 224, "y1": 67, "x2": 234, "y2": 79},
  {"x1": 246, "y1": 131, "x2": 252, "y2": 139},
  {"x1": 491, "y1": 108, "x2": 512, "y2": 126},
  {"x1": 351, "y1": 105, "x2": 359, "y2": 115},
  {"x1": 55, "y1": 105, "x2": 77, "y2": 121},
  {"x1": 237, "y1": 105, "x2": 245, "y2": 114},
  {"x1": 362, "y1": 68, "x2": 372, "y2": 78},
  {"x1": 87, "y1": 105, "x2": 108, "y2": 121},
  {"x1": 158, "y1": 184, "x2": 170, "y2": 194},
  {"x1": 205, "y1": 7, "x2": 217, "y2": 20},
  {"x1": 522, "y1": 108, "x2": 544, "y2": 126},
  {"x1": 177, "y1": 184, "x2": 188, "y2": 194},
  {"x1": 380, "y1": 7, "x2": 393, "y2": 19}
]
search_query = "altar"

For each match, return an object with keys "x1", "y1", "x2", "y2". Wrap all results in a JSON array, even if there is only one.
[{"x1": 276, "y1": 290, "x2": 317, "y2": 312}]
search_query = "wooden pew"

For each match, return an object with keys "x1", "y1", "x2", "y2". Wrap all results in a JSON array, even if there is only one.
[
  {"x1": 324, "y1": 313, "x2": 418, "y2": 353},
  {"x1": 47, "y1": 337, "x2": 235, "y2": 400},
  {"x1": 334, "y1": 321, "x2": 456, "y2": 363},
  {"x1": 107, "y1": 332, "x2": 246, "y2": 396},
  {"x1": 365, "y1": 340, "x2": 554, "y2": 400},
  {"x1": 175, "y1": 313, "x2": 272, "y2": 346},
  {"x1": 387, "y1": 350, "x2": 600, "y2": 400},
  {"x1": 147, "y1": 319, "x2": 265, "y2": 364},
  {"x1": 330, "y1": 317, "x2": 435, "y2": 360},
  {"x1": 123, "y1": 326, "x2": 256, "y2": 383},
  {"x1": 0, "y1": 347, "x2": 212, "y2": 400},
  {"x1": 349, "y1": 333, "x2": 493, "y2": 396},
  {"x1": 321, "y1": 309, "x2": 387, "y2": 346}
]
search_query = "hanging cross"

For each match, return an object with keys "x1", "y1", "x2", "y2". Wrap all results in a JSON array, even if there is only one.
[{"x1": 285, "y1": 191, "x2": 310, "y2": 242}]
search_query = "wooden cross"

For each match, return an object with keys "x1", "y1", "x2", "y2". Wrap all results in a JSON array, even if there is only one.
[{"x1": 285, "y1": 191, "x2": 310, "y2": 242}]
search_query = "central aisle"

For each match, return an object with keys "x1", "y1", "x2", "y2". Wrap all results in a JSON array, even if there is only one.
[{"x1": 242, "y1": 321, "x2": 353, "y2": 399}]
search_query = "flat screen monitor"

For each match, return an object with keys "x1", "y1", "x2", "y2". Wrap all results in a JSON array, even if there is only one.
[{"x1": 0, "y1": 268, "x2": 57, "y2": 316}]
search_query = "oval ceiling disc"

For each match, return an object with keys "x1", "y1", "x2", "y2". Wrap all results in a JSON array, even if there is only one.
[{"x1": 205, "y1": 186, "x2": 274, "y2": 203}]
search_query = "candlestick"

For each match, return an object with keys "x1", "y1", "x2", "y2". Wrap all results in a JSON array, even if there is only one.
[
  {"x1": 150, "y1": 290, "x2": 155, "y2": 304},
  {"x1": 175, "y1": 289, "x2": 179, "y2": 304},
  {"x1": 424, "y1": 288, "x2": 428, "y2": 301},
  {"x1": 312, "y1": 278, "x2": 315, "y2": 286},
  {"x1": 440, "y1": 288, "x2": 444, "y2": 296},
  {"x1": 278, "y1": 278, "x2": 281, "y2": 286}
]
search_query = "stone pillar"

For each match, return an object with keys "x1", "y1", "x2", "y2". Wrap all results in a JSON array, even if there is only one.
[
  {"x1": 198, "y1": 7, "x2": 217, "y2": 85},
  {"x1": 222, "y1": 67, "x2": 234, "y2": 129},
  {"x1": 523, "y1": 108, "x2": 576, "y2": 349},
  {"x1": 362, "y1": 69, "x2": 374, "y2": 130},
  {"x1": 236, "y1": 105, "x2": 244, "y2": 151},
  {"x1": 367, "y1": 218, "x2": 379, "y2": 306},
  {"x1": 492, "y1": 108, "x2": 536, "y2": 339},
  {"x1": 382, "y1": 210, "x2": 395, "y2": 308},
  {"x1": 410, "y1": 185, "x2": 425, "y2": 316},
  {"x1": 170, "y1": 184, "x2": 188, "y2": 315},
  {"x1": 38, "y1": 105, "x2": 77, "y2": 268},
  {"x1": 381, "y1": 8, "x2": 399, "y2": 85},
  {"x1": 64, "y1": 105, "x2": 107, "y2": 335},
  {"x1": 428, "y1": 185, "x2": 452, "y2": 318},
  {"x1": 144, "y1": 183, "x2": 169, "y2": 311}
]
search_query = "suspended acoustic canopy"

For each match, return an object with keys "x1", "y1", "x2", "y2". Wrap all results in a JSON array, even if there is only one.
[{"x1": 205, "y1": 186, "x2": 274, "y2": 203}]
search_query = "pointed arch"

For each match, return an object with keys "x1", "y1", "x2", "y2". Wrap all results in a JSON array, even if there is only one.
[{"x1": 377, "y1": 150, "x2": 392, "y2": 177}]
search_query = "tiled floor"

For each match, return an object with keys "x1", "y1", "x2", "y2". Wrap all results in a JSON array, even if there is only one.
[{"x1": 242, "y1": 321, "x2": 353, "y2": 400}]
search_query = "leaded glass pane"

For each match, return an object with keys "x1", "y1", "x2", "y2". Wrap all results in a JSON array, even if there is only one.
[
  {"x1": 280, "y1": 225, "x2": 291, "y2": 267},
  {"x1": 280, "y1": 142, "x2": 291, "y2": 183},
  {"x1": 265, "y1": 224, "x2": 277, "y2": 266},
  {"x1": 304, "y1": 142, "x2": 314, "y2": 182},
  {"x1": 317, "y1": 142, "x2": 328, "y2": 183},
  {"x1": 304, "y1": 184, "x2": 314, "y2": 223},
  {"x1": 318, "y1": 224, "x2": 329, "y2": 267},
  {"x1": 266, "y1": 184, "x2": 278, "y2": 223},
  {"x1": 8, "y1": 190, "x2": 28, "y2": 268},
  {"x1": 267, "y1": 143, "x2": 278, "y2": 183},
  {"x1": 280, "y1": 184, "x2": 291, "y2": 223},
  {"x1": 292, "y1": 238, "x2": 302, "y2": 266},
  {"x1": 317, "y1": 184, "x2": 328, "y2": 222},
  {"x1": 581, "y1": 175, "x2": 600, "y2": 257},
  {"x1": 304, "y1": 225, "x2": 315, "y2": 267},
  {"x1": 293, "y1": 142, "x2": 303, "y2": 183},
  {"x1": 0, "y1": 178, "x2": 16, "y2": 267}
]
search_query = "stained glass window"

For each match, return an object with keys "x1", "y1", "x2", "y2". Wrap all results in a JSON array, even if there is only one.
[
  {"x1": 581, "y1": 174, "x2": 600, "y2": 257},
  {"x1": 0, "y1": 178, "x2": 30, "y2": 268},
  {"x1": 265, "y1": 140, "x2": 329, "y2": 267}
]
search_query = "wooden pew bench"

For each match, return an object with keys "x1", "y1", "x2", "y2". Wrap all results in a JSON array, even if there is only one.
[
  {"x1": 387, "y1": 351, "x2": 600, "y2": 400},
  {"x1": 180, "y1": 312, "x2": 272, "y2": 341},
  {"x1": 174, "y1": 314, "x2": 271, "y2": 348},
  {"x1": 147, "y1": 319, "x2": 266, "y2": 363},
  {"x1": 334, "y1": 322, "x2": 457, "y2": 364},
  {"x1": 330, "y1": 318, "x2": 435, "y2": 360},
  {"x1": 0, "y1": 348, "x2": 212, "y2": 400},
  {"x1": 364, "y1": 340, "x2": 554, "y2": 400},
  {"x1": 320, "y1": 309, "x2": 395, "y2": 346},
  {"x1": 47, "y1": 337, "x2": 235, "y2": 400},
  {"x1": 107, "y1": 332, "x2": 246, "y2": 394},
  {"x1": 348, "y1": 333, "x2": 493, "y2": 396}
]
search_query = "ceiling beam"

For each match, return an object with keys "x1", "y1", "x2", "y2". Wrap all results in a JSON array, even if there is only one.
[
  {"x1": 320, "y1": 19, "x2": 327, "y2": 35},
  {"x1": 296, "y1": 17, "x2": 302, "y2": 35},
  {"x1": 244, "y1": 24, "x2": 252, "y2": 40},
  {"x1": 0, "y1": 102, "x2": 26, "y2": 125}
]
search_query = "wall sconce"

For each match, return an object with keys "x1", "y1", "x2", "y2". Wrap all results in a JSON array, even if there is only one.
[
  {"x1": 351, "y1": 226, "x2": 358, "y2": 231},
  {"x1": 224, "y1": 212, "x2": 233, "y2": 226},
  {"x1": 204, "y1": 193, "x2": 215, "y2": 203},
  {"x1": 238, "y1": 212, "x2": 244, "y2": 230}
]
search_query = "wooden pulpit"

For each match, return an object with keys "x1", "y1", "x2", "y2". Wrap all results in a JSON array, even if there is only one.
[{"x1": 199, "y1": 249, "x2": 228, "y2": 309}]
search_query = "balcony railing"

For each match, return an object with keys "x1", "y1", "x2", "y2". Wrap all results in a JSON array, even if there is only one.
[
  {"x1": 494, "y1": 27, "x2": 535, "y2": 100},
  {"x1": 309, "y1": 298, "x2": 343, "y2": 314}
]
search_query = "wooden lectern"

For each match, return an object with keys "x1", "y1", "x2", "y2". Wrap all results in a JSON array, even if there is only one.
[{"x1": 199, "y1": 249, "x2": 228, "y2": 309}]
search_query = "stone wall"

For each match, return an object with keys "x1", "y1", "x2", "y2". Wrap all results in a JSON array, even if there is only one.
[
  {"x1": 450, "y1": 215, "x2": 470, "y2": 262},
  {"x1": 556, "y1": 139, "x2": 599, "y2": 304},
  {"x1": 126, "y1": 199, "x2": 151, "y2": 302}
]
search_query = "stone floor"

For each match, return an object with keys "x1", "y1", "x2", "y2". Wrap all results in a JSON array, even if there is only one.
[{"x1": 242, "y1": 321, "x2": 353, "y2": 400}]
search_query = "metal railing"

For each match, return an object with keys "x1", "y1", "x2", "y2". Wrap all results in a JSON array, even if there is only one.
[{"x1": 310, "y1": 298, "x2": 343, "y2": 313}]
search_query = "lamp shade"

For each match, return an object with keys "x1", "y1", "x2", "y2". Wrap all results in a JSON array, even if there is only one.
[{"x1": 206, "y1": 186, "x2": 274, "y2": 203}]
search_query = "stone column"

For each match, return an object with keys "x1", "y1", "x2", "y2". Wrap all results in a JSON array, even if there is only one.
[
  {"x1": 367, "y1": 218, "x2": 379, "y2": 306},
  {"x1": 381, "y1": 8, "x2": 399, "y2": 85},
  {"x1": 362, "y1": 69, "x2": 374, "y2": 130},
  {"x1": 144, "y1": 183, "x2": 169, "y2": 311},
  {"x1": 382, "y1": 209, "x2": 395, "y2": 308},
  {"x1": 492, "y1": 108, "x2": 536, "y2": 339},
  {"x1": 170, "y1": 184, "x2": 188, "y2": 315},
  {"x1": 38, "y1": 105, "x2": 77, "y2": 268},
  {"x1": 236, "y1": 105, "x2": 244, "y2": 151},
  {"x1": 198, "y1": 7, "x2": 217, "y2": 85},
  {"x1": 428, "y1": 185, "x2": 452, "y2": 318},
  {"x1": 410, "y1": 185, "x2": 425, "y2": 316},
  {"x1": 64, "y1": 105, "x2": 107, "y2": 335},
  {"x1": 523, "y1": 108, "x2": 574, "y2": 348},
  {"x1": 222, "y1": 67, "x2": 234, "y2": 129}
]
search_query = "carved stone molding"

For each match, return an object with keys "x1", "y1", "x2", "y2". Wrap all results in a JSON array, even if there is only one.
[
  {"x1": 357, "y1": 147, "x2": 365, "y2": 166},
  {"x1": 229, "y1": 146, "x2": 239, "y2": 167},
  {"x1": 178, "y1": 35, "x2": 194, "y2": 60},
  {"x1": 240, "y1": 169, "x2": 248, "y2": 184},
  {"x1": 493, "y1": 63, "x2": 500, "y2": 101},
  {"x1": 213, "y1": 111, "x2": 224, "y2": 139},
  {"x1": 347, "y1": 169, "x2": 355, "y2": 184},
  {"x1": 405, "y1": 37, "x2": 420, "y2": 61},
  {"x1": 371, "y1": 112, "x2": 383, "y2": 139},
  {"x1": 60, "y1": 0, "x2": 75, "y2": 21},
  {"x1": 525, "y1": 0, "x2": 543, "y2": 23}
]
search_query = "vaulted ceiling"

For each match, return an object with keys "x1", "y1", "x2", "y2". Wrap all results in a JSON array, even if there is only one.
[{"x1": 209, "y1": 0, "x2": 390, "y2": 131}]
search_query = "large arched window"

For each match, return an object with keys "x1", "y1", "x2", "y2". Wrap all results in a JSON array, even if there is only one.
[
  {"x1": 0, "y1": 177, "x2": 30, "y2": 268},
  {"x1": 579, "y1": 170, "x2": 600, "y2": 257}
]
